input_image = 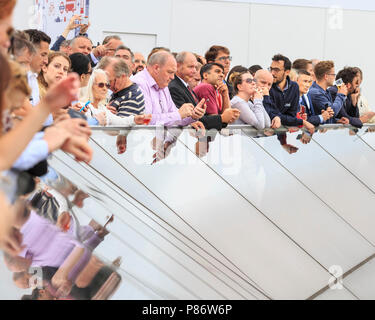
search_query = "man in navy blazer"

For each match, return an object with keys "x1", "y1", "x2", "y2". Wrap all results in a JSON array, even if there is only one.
[{"x1": 297, "y1": 70, "x2": 333, "y2": 126}]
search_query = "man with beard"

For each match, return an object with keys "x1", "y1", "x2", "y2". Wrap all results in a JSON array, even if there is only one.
[
  {"x1": 133, "y1": 52, "x2": 146, "y2": 75},
  {"x1": 267, "y1": 54, "x2": 315, "y2": 134}
]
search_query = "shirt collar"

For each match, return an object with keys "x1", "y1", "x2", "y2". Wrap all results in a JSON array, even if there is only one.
[
  {"x1": 277, "y1": 76, "x2": 290, "y2": 92},
  {"x1": 177, "y1": 75, "x2": 188, "y2": 88},
  {"x1": 144, "y1": 68, "x2": 160, "y2": 91}
]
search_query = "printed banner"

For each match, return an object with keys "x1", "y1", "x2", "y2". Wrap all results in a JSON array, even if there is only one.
[{"x1": 33, "y1": 0, "x2": 90, "y2": 43}]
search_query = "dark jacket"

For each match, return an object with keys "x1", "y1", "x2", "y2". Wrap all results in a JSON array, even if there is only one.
[
  {"x1": 300, "y1": 94, "x2": 322, "y2": 127},
  {"x1": 328, "y1": 86, "x2": 359, "y2": 117},
  {"x1": 327, "y1": 86, "x2": 363, "y2": 128},
  {"x1": 267, "y1": 76, "x2": 303, "y2": 126},
  {"x1": 168, "y1": 76, "x2": 225, "y2": 131},
  {"x1": 308, "y1": 82, "x2": 362, "y2": 128}
]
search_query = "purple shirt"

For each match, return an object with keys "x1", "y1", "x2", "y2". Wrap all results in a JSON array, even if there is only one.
[{"x1": 131, "y1": 69, "x2": 194, "y2": 126}]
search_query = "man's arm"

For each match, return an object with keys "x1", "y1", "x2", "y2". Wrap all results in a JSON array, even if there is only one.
[
  {"x1": 137, "y1": 83, "x2": 182, "y2": 126},
  {"x1": 263, "y1": 95, "x2": 282, "y2": 120},
  {"x1": 51, "y1": 15, "x2": 85, "y2": 51},
  {"x1": 279, "y1": 88, "x2": 303, "y2": 126}
]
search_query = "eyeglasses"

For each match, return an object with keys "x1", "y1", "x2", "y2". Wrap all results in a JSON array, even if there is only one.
[
  {"x1": 216, "y1": 56, "x2": 232, "y2": 62},
  {"x1": 327, "y1": 73, "x2": 336, "y2": 76},
  {"x1": 244, "y1": 78, "x2": 257, "y2": 84},
  {"x1": 95, "y1": 82, "x2": 110, "y2": 89},
  {"x1": 268, "y1": 67, "x2": 284, "y2": 73}
]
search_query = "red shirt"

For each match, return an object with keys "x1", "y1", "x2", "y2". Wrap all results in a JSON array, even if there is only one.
[{"x1": 193, "y1": 83, "x2": 222, "y2": 115}]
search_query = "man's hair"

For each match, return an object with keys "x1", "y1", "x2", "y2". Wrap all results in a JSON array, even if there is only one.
[
  {"x1": 148, "y1": 51, "x2": 174, "y2": 68},
  {"x1": 97, "y1": 56, "x2": 130, "y2": 76},
  {"x1": 353, "y1": 66, "x2": 363, "y2": 80},
  {"x1": 336, "y1": 67, "x2": 359, "y2": 85},
  {"x1": 205, "y1": 45, "x2": 230, "y2": 63},
  {"x1": 249, "y1": 64, "x2": 262, "y2": 76},
  {"x1": 60, "y1": 39, "x2": 71, "y2": 48},
  {"x1": 314, "y1": 60, "x2": 334, "y2": 81},
  {"x1": 115, "y1": 45, "x2": 134, "y2": 61},
  {"x1": 97, "y1": 56, "x2": 114, "y2": 70},
  {"x1": 292, "y1": 58, "x2": 312, "y2": 71},
  {"x1": 272, "y1": 54, "x2": 292, "y2": 71},
  {"x1": 70, "y1": 35, "x2": 92, "y2": 47},
  {"x1": 147, "y1": 47, "x2": 171, "y2": 63},
  {"x1": 0, "y1": 0, "x2": 17, "y2": 20},
  {"x1": 69, "y1": 53, "x2": 91, "y2": 75},
  {"x1": 175, "y1": 51, "x2": 197, "y2": 65},
  {"x1": 23, "y1": 29, "x2": 51, "y2": 46},
  {"x1": 297, "y1": 70, "x2": 311, "y2": 79},
  {"x1": 102, "y1": 35, "x2": 121, "y2": 45},
  {"x1": 9, "y1": 34, "x2": 36, "y2": 57},
  {"x1": 112, "y1": 58, "x2": 130, "y2": 77},
  {"x1": 200, "y1": 63, "x2": 224, "y2": 79}
]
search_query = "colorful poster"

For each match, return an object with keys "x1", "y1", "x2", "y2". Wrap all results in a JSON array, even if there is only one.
[{"x1": 33, "y1": 0, "x2": 90, "y2": 44}]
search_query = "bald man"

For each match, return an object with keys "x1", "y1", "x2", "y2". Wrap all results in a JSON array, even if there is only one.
[
  {"x1": 132, "y1": 51, "x2": 205, "y2": 130},
  {"x1": 254, "y1": 69, "x2": 281, "y2": 129}
]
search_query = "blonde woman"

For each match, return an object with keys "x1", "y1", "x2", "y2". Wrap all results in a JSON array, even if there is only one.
[{"x1": 80, "y1": 69, "x2": 150, "y2": 126}]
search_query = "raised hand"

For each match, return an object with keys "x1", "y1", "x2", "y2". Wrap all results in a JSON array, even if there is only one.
[
  {"x1": 192, "y1": 99, "x2": 206, "y2": 120},
  {"x1": 43, "y1": 74, "x2": 80, "y2": 114}
]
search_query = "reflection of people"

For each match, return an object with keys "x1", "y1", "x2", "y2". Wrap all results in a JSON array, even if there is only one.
[
  {"x1": 19, "y1": 255, "x2": 122, "y2": 300},
  {"x1": 277, "y1": 133, "x2": 299, "y2": 154},
  {"x1": 10, "y1": 210, "x2": 110, "y2": 297}
]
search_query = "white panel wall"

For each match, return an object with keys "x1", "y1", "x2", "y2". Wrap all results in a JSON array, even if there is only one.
[
  {"x1": 248, "y1": 4, "x2": 326, "y2": 68},
  {"x1": 12, "y1": 0, "x2": 375, "y2": 104},
  {"x1": 170, "y1": 0, "x2": 250, "y2": 68}
]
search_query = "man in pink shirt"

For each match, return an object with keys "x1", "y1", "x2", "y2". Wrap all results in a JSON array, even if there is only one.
[{"x1": 132, "y1": 51, "x2": 205, "y2": 130}]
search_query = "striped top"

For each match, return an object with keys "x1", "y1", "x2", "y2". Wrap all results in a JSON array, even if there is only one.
[{"x1": 109, "y1": 83, "x2": 145, "y2": 117}]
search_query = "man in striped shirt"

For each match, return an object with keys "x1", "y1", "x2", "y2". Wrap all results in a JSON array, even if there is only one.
[{"x1": 98, "y1": 57, "x2": 145, "y2": 117}]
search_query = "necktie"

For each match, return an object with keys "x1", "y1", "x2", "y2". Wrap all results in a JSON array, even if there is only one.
[{"x1": 187, "y1": 86, "x2": 198, "y2": 104}]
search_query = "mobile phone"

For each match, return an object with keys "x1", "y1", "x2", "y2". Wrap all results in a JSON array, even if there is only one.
[
  {"x1": 300, "y1": 105, "x2": 306, "y2": 114},
  {"x1": 81, "y1": 16, "x2": 89, "y2": 25},
  {"x1": 68, "y1": 108, "x2": 87, "y2": 120}
]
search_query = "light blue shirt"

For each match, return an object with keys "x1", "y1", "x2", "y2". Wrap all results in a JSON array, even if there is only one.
[{"x1": 12, "y1": 132, "x2": 49, "y2": 171}]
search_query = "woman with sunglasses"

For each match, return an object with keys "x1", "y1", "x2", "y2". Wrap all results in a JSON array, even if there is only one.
[
  {"x1": 82, "y1": 69, "x2": 150, "y2": 126},
  {"x1": 230, "y1": 71, "x2": 271, "y2": 130}
]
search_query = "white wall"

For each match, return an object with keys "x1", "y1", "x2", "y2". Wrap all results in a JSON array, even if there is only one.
[{"x1": 13, "y1": 0, "x2": 375, "y2": 104}]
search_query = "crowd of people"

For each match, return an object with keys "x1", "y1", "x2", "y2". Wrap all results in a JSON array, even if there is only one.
[{"x1": 0, "y1": 0, "x2": 375, "y2": 299}]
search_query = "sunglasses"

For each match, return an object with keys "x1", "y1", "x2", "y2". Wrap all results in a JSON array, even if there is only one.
[
  {"x1": 95, "y1": 82, "x2": 110, "y2": 89},
  {"x1": 244, "y1": 78, "x2": 256, "y2": 83}
]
